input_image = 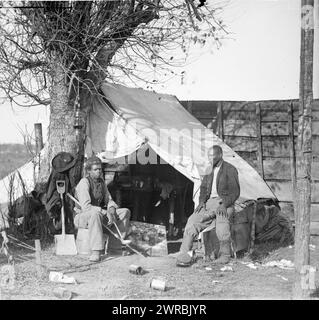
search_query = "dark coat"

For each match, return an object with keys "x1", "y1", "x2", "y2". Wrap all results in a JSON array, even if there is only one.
[{"x1": 198, "y1": 160, "x2": 240, "y2": 208}]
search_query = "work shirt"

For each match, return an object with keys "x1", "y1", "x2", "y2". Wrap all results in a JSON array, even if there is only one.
[
  {"x1": 74, "y1": 177, "x2": 118, "y2": 214},
  {"x1": 210, "y1": 160, "x2": 223, "y2": 198}
]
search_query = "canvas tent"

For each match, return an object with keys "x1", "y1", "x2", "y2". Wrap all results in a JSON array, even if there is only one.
[
  {"x1": 0, "y1": 82, "x2": 275, "y2": 213},
  {"x1": 86, "y1": 82, "x2": 275, "y2": 205}
]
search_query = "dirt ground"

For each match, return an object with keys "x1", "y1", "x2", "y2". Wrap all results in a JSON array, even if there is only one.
[{"x1": 1, "y1": 236, "x2": 319, "y2": 300}]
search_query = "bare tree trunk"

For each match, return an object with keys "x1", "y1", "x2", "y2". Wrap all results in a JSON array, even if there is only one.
[
  {"x1": 293, "y1": 0, "x2": 314, "y2": 300},
  {"x1": 38, "y1": 59, "x2": 86, "y2": 187}
]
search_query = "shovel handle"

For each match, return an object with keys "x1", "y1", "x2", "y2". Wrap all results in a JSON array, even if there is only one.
[{"x1": 60, "y1": 193, "x2": 65, "y2": 236}]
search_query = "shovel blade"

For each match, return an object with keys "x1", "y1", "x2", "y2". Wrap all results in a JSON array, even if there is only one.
[{"x1": 55, "y1": 234, "x2": 78, "y2": 256}]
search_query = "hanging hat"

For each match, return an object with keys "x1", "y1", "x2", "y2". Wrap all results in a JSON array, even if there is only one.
[{"x1": 51, "y1": 152, "x2": 77, "y2": 173}]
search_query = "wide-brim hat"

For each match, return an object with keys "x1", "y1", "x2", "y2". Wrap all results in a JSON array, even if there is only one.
[{"x1": 52, "y1": 152, "x2": 77, "y2": 173}]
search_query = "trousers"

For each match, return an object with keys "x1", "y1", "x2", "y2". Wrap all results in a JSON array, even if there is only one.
[
  {"x1": 180, "y1": 197, "x2": 233, "y2": 253},
  {"x1": 74, "y1": 208, "x2": 131, "y2": 251}
]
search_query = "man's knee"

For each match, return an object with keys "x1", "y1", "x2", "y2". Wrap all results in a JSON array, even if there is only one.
[
  {"x1": 89, "y1": 209, "x2": 102, "y2": 222},
  {"x1": 117, "y1": 208, "x2": 131, "y2": 221}
]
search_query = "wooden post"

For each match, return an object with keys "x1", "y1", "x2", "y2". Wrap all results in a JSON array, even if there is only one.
[
  {"x1": 35, "y1": 239, "x2": 44, "y2": 278},
  {"x1": 34, "y1": 123, "x2": 43, "y2": 184},
  {"x1": 293, "y1": 0, "x2": 314, "y2": 299},
  {"x1": 34, "y1": 123, "x2": 44, "y2": 153},
  {"x1": 256, "y1": 104, "x2": 264, "y2": 179},
  {"x1": 288, "y1": 103, "x2": 297, "y2": 204},
  {"x1": 217, "y1": 102, "x2": 224, "y2": 140}
]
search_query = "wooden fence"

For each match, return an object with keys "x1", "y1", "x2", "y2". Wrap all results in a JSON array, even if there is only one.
[{"x1": 181, "y1": 99, "x2": 319, "y2": 234}]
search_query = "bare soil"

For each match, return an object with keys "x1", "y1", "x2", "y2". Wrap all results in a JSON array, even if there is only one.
[{"x1": 1, "y1": 237, "x2": 319, "y2": 300}]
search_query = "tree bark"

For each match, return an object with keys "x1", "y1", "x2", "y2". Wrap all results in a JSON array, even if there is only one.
[
  {"x1": 293, "y1": 0, "x2": 314, "y2": 300},
  {"x1": 38, "y1": 58, "x2": 86, "y2": 188}
]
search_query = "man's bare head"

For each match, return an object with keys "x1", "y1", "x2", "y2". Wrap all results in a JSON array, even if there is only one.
[
  {"x1": 86, "y1": 156, "x2": 103, "y2": 180},
  {"x1": 207, "y1": 145, "x2": 223, "y2": 166}
]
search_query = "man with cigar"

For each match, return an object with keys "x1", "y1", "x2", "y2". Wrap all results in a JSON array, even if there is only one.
[
  {"x1": 176, "y1": 145, "x2": 240, "y2": 266},
  {"x1": 74, "y1": 156, "x2": 131, "y2": 262}
]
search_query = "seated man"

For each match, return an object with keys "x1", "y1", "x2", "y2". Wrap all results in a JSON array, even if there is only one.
[
  {"x1": 176, "y1": 145, "x2": 240, "y2": 266},
  {"x1": 74, "y1": 156, "x2": 131, "y2": 262}
]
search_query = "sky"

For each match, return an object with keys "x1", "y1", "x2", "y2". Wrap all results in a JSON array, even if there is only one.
[{"x1": 0, "y1": 0, "x2": 318, "y2": 144}]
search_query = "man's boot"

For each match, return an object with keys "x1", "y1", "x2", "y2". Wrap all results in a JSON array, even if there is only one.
[
  {"x1": 213, "y1": 240, "x2": 231, "y2": 264},
  {"x1": 89, "y1": 250, "x2": 101, "y2": 262}
]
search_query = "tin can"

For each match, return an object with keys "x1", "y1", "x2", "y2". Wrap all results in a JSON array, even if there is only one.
[
  {"x1": 53, "y1": 287, "x2": 73, "y2": 300},
  {"x1": 49, "y1": 271, "x2": 64, "y2": 282},
  {"x1": 129, "y1": 264, "x2": 143, "y2": 275},
  {"x1": 150, "y1": 278, "x2": 166, "y2": 291}
]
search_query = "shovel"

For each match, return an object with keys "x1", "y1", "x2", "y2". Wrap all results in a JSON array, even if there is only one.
[
  {"x1": 66, "y1": 193, "x2": 145, "y2": 257},
  {"x1": 55, "y1": 181, "x2": 77, "y2": 256}
]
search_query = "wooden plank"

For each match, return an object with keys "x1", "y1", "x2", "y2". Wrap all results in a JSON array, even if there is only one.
[
  {"x1": 262, "y1": 109, "x2": 319, "y2": 122},
  {"x1": 221, "y1": 100, "x2": 317, "y2": 112},
  {"x1": 223, "y1": 136, "x2": 257, "y2": 152},
  {"x1": 256, "y1": 104, "x2": 264, "y2": 179},
  {"x1": 223, "y1": 119, "x2": 257, "y2": 137},
  {"x1": 192, "y1": 111, "x2": 215, "y2": 118},
  {"x1": 263, "y1": 157, "x2": 319, "y2": 180},
  {"x1": 224, "y1": 135, "x2": 319, "y2": 156},
  {"x1": 261, "y1": 136, "x2": 290, "y2": 157},
  {"x1": 223, "y1": 110, "x2": 256, "y2": 121},
  {"x1": 261, "y1": 100, "x2": 319, "y2": 111},
  {"x1": 262, "y1": 121, "x2": 290, "y2": 135},
  {"x1": 280, "y1": 202, "x2": 319, "y2": 222},
  {"x1": 261, "y1": 101, "x2": 298, "y2": 112},
  {"x1": 267, "y1": 180, "x2": 319, "y2": 202},
  {"x1": 223, "y1": 109, "x2": 319, "y2": 122},
  {"x1": 261, "y1": 136, "x2": 319, "y2": 157},
  {"x1": 222, "y1": 101, "x2": 256, "y2": 112},
  {"x1": 222, "y1": 119, "x2": 319, "y2": 136}
]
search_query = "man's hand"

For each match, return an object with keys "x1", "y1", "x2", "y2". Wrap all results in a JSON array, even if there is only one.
[
  {"x1": 107, "y1": 207, "x2": 117, "y2": 225},
  {"x1": 216, "y1": 203, "x2": 227, "y2": 218}
]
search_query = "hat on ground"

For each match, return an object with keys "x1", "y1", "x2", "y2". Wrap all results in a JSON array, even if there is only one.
[{"x1": 52, "y1": 152, "x2": 77, "y2": 173}]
